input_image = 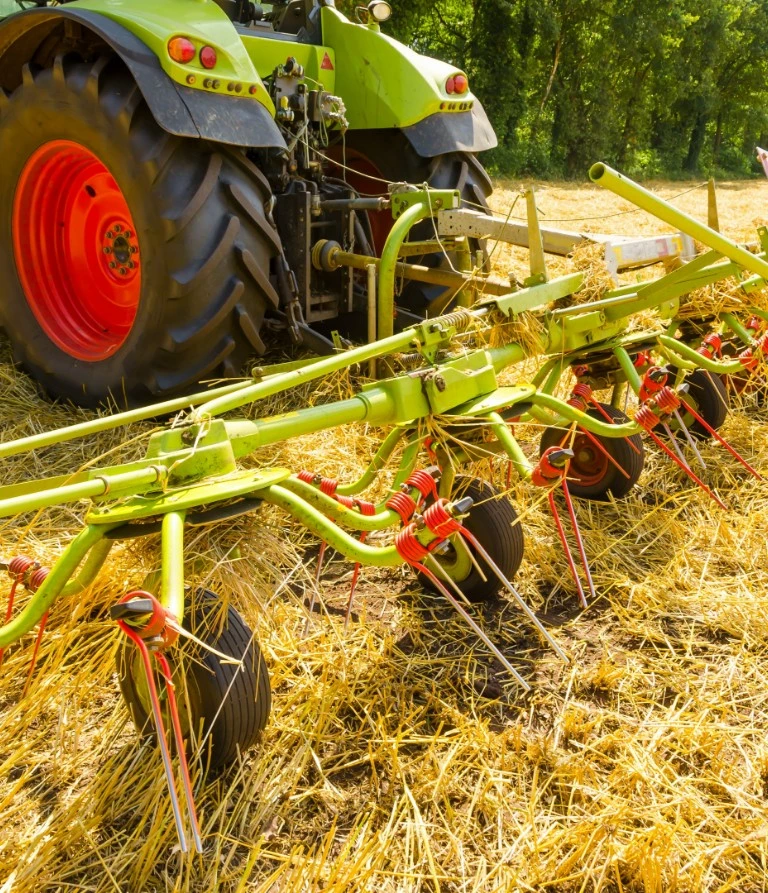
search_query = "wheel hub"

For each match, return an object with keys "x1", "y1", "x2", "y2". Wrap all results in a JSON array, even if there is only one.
[{"x1": 13, "y1": 140, "x2": 142, "y2": 361}]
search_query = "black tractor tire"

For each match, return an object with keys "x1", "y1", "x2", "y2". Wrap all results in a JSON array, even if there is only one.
[
  {"x1": 117, "y1": 590, "x2": 271, "y2": 771},
  {"x1": 539, "y1": 404, "x2": 644, "y2": 500},
  {"x1": 333, "y1": 131, "x2": 492, "y2": 316},
  {"x1": 678, "y1": 369, "x2": 729, "y2": 437},
  {"x1": 421, "y1": 476, "x2": 524, "y2": 603},
  {"x1": 0, "y1": 55, "x2": 281, "y2": 407}
]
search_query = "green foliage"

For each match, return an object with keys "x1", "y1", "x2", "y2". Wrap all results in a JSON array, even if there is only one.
[{"x1": 383, "y1": 0, "x2": 768, "y2": 179}]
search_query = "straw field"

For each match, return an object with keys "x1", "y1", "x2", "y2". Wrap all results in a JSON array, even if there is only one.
[{"x1": 2, "y1": 177, "x2": 768, "y2": 892}]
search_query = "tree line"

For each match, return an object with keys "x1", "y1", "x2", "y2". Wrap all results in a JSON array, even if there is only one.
[{"x1": 378, "y1": 0, "x2": 768, "y2": 179}]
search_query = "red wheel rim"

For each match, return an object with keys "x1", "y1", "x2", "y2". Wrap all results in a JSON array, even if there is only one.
[
  {"x1": 569, "y1": 433, "x2": 610, "y2": 487},
  {"x1": 12, "y1": 140, "x2": 141, "y2": 361}
]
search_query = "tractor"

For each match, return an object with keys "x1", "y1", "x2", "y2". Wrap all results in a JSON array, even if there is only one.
[{"x1": 0, "y1": 0, "x2": 495, "y2": 404}]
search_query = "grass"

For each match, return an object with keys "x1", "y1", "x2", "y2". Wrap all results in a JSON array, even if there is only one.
[{"x1": 2, "y1": 177, "x2": 768, "y2": 891}]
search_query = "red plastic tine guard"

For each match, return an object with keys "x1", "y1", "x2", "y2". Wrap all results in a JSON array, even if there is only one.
[{"x1": 112, "y1": 592, "x2": 202, "y2": 854}]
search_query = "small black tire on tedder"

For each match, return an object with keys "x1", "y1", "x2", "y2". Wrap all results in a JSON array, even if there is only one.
[
  {"x1": 540, "y1": 404, "x2": 645, "y2": 500},
  {"x1": 676, "y1": 369, "x2": 730, "y2": 438},
  {"x1": 421, "y1": 476, "x2": 524, "y2": 603},
  {"x1": 117, "y1": 590, "x2": 271, "y2": 771}
]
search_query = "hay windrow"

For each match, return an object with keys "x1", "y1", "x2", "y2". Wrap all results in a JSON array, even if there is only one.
[{"x1": 2, "y1": 180, "x2": 768, "y2": 892}]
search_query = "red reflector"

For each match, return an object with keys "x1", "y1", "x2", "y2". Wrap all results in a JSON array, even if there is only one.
[
  {"x1": 168, "y1": 37, "x2": 196, "y2": 65},
  {"x1": 321, "y1": 52, "x2": 334, "y2": 71},
  {"x1": 445, "y1": 76, "x2": 455, "y2": 95},
  {"x1": 200, "y1": 46, "x2": 217, "y2": 70},
  {"x1": 453, "y1": 74, "x2": 468, "y2": 94}
]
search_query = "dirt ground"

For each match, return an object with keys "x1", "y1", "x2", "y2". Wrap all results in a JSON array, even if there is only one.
[{"x1": 1, "y1": 175, "x2": 768, "y2": 892}]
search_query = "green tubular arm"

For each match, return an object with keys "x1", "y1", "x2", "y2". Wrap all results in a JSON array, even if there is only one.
[
  {"x1": 378, "y1": 202, "x2": 432, "y2": 341},
  {"x1": 335, "y1": 428, "x2": 406, "y2": 497},
  {"x1": 614, "y1": 347, "x2": 643, "y2": 393},
  {"x1": 0, "y1": 381, "x2": 248, "y2": 460},
  {"x1": 590, "y1": 163, "x2": 768, "y2": 283},
  {"x1": 260, "y1": 485, "x2": 426, "y2": 568},
  {"x1": 0, "y1": 467, "x2": 165, "y2": 520},
  {"x1": 529, "y1": 393, "x2": 643, "y2": 438},
  {"x1": 280, "y1": 478, "x2": 403, "y2": 532},
  {"x1": 0, "y1": 525, "x2": 109, "y2": 648},
  {"x1": 486, "y1": 414, "x2": 533, "y2": 482},
  {"x1": 193, "y1": 328, "x2": 420, "y2": 420},
  {"x1": 656, "y1": 335, "x2": 746, "y2": 374},
  {"x1": 721, "y1": 313, "x2": 756, "y2": 346},
  {"x1": 161, "y1": 512, "x2": 186, "y2": 622},
  {"x1": 60, "y1": 538, "x2": 113, "y2": 599}
]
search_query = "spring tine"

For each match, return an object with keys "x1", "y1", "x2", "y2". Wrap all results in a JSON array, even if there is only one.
[
  {"x1": 673, "y1": 409, "x2": 707, "y2": 469},
  {"x1": 661, "y1": 422, "x2": 691, "y2": 470},
  {"x1": 418, "y1": 560, "x2": 531, "y2": 691},
  {"x1": 547, "y1": 490, "x2": 588, "y2": 611},
  {"x1": 303, "y1": 541, "x2": 328, "y2": 637},
  {"x1": 120, "y1": 625, "x2": 188, "y2": 852},
  {"x1": 458, "y1": 525, "x2": 571, "y2": 663},
  {"x1": 155, "y1": 653, "x2": 203, "y2": 854},
  {"x1": 560, "y1": 480, "x2": 596, "y2": 605},
  {"x1": 645, "y1": 428, "x2": 728, "y2": 509},
  {"x1": 589, "y1": 398, "x2": 642, "y2": 455},
  {"x1": 577, "y1": 427, "x2": 631, "y2": 479},
  {"x1": 679, "y1": 397, "x2": 763, "y2": 481},
  {"x1": 0, "y1": 579, "x2": 20, "y2": 670},
  {"x1": 21, "y1": 611, "x2": 48, "y2": 699}
]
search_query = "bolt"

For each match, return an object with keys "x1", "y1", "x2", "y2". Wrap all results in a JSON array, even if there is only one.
[
  {"x1": 103, "y1": 246, "x2": 111, "y2": 254},
  {"x1": 434, "y1": 375, "x2": 446, "y2": 392},
  {"x1": 128, "y1": 261, "x2": 135, "y2": 269},
  {"x1": 108, "y1": 261, "x2": 117, "y2": 269},
  {"x1": 130, "y1": 246, "x2": 138, "y2": 254},
  {"x1": 125, "y1": 230, "x2": 133, "y2": 238},
  {"x1": 106, "y1": 231, "x2": 114, "y2": 239},
  {"x1": 119, "y1": 268, "x2": 127, "y2": 276},
  {"x1": 114, "y1": 224, "x2": 122, "y2": 233}
]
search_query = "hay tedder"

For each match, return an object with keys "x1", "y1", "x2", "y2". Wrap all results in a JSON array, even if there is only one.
[{"x1": 1, "y1": 152, "x2": 768, "y2": 850}]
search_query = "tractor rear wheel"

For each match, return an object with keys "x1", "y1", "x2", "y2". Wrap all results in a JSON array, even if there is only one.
[
  {"x1": 117, "y1": 590, "x2": 271, "y2": 771},
  {"x1": 332, "y1": 132, "x2": 492, "y2": 317},
  {"x1": 0, "y1": 55, "x2": 281, "y2": 406}
]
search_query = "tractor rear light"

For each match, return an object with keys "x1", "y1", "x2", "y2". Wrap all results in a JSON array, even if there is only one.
[
  {"x1": 445, "y1": 76, "x2": 455, "y2": 94},
  {"x1": 453, "y1": 74, "x2": 469, "y2": 94},
  {"x1": 200, "y1": 46, "x2": 217, "y2": 70},
  {"x1": 168, "y1": 37, "x2": 196, "y2": 65}
]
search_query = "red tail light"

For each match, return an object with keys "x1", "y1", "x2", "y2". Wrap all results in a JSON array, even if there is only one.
[
  {"x1": 168, "y1": 37, "x2": 196, "y2": 64},
  {"x1": 200, "y1": 46, "x2": 217, "y2": 70},
  {"x1": 453, "y1": 74, "x2": 469, "y2": 94},
  {"x1": 445, "y1": 76, "x2": 455, "y2": 95}
]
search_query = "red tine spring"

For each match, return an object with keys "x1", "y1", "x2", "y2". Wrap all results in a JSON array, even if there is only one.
[
  {"x1": 319, "y1": 477, "x2": 338, "y2": 496},
  {"x1": 404, "y1": 469, "x2": 439, "y2": 501},
  {"x1": 386, "y1": 490, "x2": 418, "y2": 523},
  {"x1": 422, "y1": 499, "x2": 462, "y2": 539},
  {"x1": 568, "y1": 382, "x2": 592, "y2": 412},
  {"x1": 297, "y1": 470, "x2": 316, "y2": 484},
  {"x1": 698, "y1": 333, "x2": 723, "y2": 359},
  {"x1": 654, "y1": 386, "x2": 681, "y2": 414}
]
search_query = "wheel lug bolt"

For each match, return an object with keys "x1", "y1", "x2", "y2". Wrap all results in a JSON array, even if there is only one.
[
  {"x1": 103, "y1": 246, "x2": 111, "y2": 254},
  {"x1": 114, "y1": 224, "x2": 122, "y2": 233},
  {"x1": 128, "y1": 261, "x2": 135, "y2": 269},
  {"x1": 119, "y1": 268, "x2": 127, "y2": 276},
  {"x1": 106, "y1": 231, "x2": 114, "y2": 239},
  {"x1": 130, "y1": 246, "x2": 138, "y2": 254},
  {"x1": 109, "y1": 261, "x2": 117, "y2": 269},
  {"x1": 125, "y1": 230, "x2": 132, "y2": 238}
]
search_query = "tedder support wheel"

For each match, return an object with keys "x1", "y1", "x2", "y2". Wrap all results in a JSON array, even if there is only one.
[
  {"x1": 117, "y1": 591, "x2": 271, "y2": 771},
  {"x1": 539, "y1": 404, "x2": 645, "y2": 500},
  {"x1": 1, "y1": 55, "x2": 281, "y2": 406},
  {"x1": 332, "y1": 131, "x2": 492, "y2": 316},
  {"x1": 677, "y1": 369, "x2": 729, "y2": 438},
  {"x1": 421, "y1": 476, "x2": 524, "y2": 603}
]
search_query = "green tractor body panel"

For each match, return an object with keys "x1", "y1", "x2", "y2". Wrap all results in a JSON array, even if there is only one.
[
  {"x1": 240, "y1": 34, "x2": 336, "y2": 94},
  {"x1": 70, "y1": 0, "x2": 275, "y2": 113},
  {"x1": 319, "y1": 6, "x2": 473, "y2": 130}
]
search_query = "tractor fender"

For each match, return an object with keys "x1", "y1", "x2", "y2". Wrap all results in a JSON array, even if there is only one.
[
  {"x1": 401, "y1": 103, "x2": 497, "y2": 158},
  {"x1": 0, "y1": 8, "x2": 286, "y2": 149}
]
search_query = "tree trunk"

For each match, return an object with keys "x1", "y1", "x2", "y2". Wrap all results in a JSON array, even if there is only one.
[{"x1": 684, "y1": 112, "x2": 709, "y2": 174}]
